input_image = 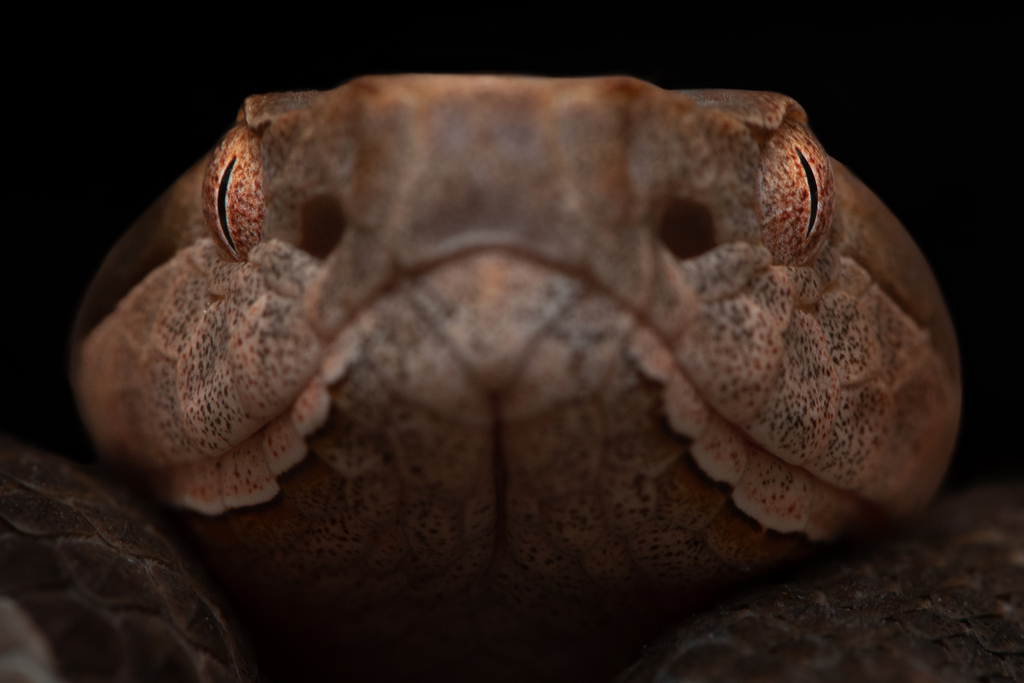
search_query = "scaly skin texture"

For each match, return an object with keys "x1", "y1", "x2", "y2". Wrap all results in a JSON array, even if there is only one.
[
  {"x1": 615, "y1": 484, "x2": 1024, "y2": 683},
  {"x1": 0, "y1": 437, "x2": 260, "y2": 683},
  {"x1": 70, "y1": 76, "x2": 960, "y2": 682}
]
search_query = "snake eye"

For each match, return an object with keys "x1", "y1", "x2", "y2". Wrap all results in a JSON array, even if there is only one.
[
  {"x1": 202, "y1": 124, "x2": 264, "y2": 261},
  {"x1": 757, "y1": 117, "x2": 835, "y2": 265}
]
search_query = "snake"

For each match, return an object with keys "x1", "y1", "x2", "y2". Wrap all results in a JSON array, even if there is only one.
[{"x1": 1, "y1": 75, "x2": 963, "y2": 682}]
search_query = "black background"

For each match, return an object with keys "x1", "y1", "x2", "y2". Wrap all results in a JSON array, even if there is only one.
[{"x1": 3, "y1": 28, "x2": 1015, "y2": 495}]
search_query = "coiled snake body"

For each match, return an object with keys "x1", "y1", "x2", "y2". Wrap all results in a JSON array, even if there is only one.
[{"x1": 3, "y1": 75, "x2": 962, "y2": 682}]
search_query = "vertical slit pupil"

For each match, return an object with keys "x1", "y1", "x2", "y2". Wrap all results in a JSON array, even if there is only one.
[
  {"x1": 795, "y1": 148, "x2": 818, "y2": 238},
  {"x1": 218, "y1": 157, "x2": 238, "y2": 254}
]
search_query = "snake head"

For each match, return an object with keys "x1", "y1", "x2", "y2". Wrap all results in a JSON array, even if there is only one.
[{"x1": 70, "y1": 76, "x2": 961, "y2": 683}]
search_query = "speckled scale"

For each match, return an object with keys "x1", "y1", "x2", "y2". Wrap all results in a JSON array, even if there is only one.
[
  {"x1": 78, "y1": 238, "x2": 322, "y2": 511},
  {"x1": 744, "y1": 308, "x2": 840, "y2": 466},
  {"x1": 676, "y1": 290, "x2": 787, "y2": 423},
  {"x1": 816, "y1": 288, "x2": 881, "y2": 384}
]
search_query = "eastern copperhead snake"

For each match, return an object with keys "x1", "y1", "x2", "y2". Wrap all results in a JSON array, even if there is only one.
[{"x1": 2, "y1": 75, "x2": 968, "y2": 682}]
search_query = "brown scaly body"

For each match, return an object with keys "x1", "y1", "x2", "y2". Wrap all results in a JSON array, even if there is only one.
[
  {"x1": 0, "y1": 438, "x2": 260, "y2": 683},
  {"x1": 65, "y1": 76, "x2": 959, "y2": 681},
  {"x1": 616, "y1": 484, "x2": 1024, "y2": 683}
]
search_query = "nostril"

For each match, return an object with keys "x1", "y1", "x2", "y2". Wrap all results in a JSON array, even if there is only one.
[
  {"x1": 298, "y1": 195, "x2": 347, "y2": 258},
  {"x1": 658, "y1": 199, "x2": 717, "y2": 261}
]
